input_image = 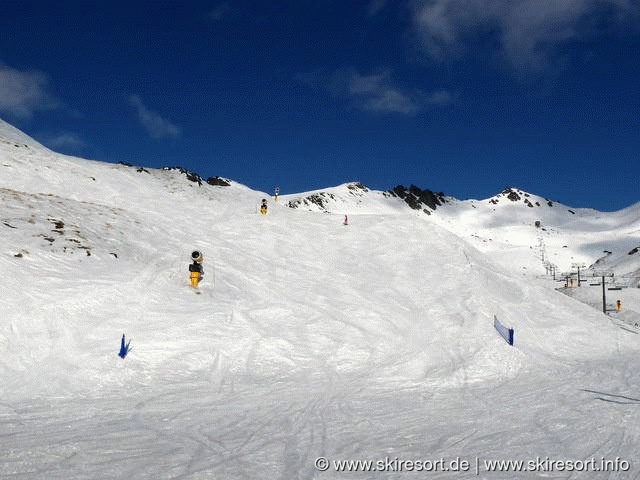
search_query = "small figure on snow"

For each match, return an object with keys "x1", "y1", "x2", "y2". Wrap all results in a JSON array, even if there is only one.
[
  {"x1": 260, "y1": 198, "x2": 268, "y2": 216},
  {"x1": 274, "y1": 186, "x2": 280, "y2": 202},
  {"x1": 616, "y1": 299, "x2": 622, "y2": 312},
  {"x1": 343, "y1": 214, "x2": 348, "y2": 226},
  {"x1": 189, "y1": 250, "x2": 204, "y2": 288}
]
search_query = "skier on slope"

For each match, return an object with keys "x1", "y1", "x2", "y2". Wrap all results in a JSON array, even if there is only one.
[
  {"x1": 343, "y1": 214, "x2": 348, "y2": 225},
  {"x1": 189, "y1": 250, "x2": 204, "y2": 288},
  {"x1": 260, "y1": 198, "x2": 268, "y2": 216}
]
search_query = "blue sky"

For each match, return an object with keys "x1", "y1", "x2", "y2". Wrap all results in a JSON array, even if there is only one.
[{"x1": 1, "y1": 0, "x2": 639, "y2": 210}]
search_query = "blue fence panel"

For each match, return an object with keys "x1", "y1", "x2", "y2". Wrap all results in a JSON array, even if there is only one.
[{"x1": 494, "y1": 315, "x2": 514, "y2": 346}]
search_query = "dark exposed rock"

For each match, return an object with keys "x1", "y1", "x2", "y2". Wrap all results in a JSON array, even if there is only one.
[
  {"x1": 307, "y1": 194, "x2": 327, "y2": 209},
  {"x1": 629, "y1": 247, "x2": 639, "y2": 255},
  {"x1": 50, "y1": 218, "x2": 64, "y2": 235},
  {"x1": 388, "y1": 185, "x2": 446, "y2": 212},
  {"x1": 184, "y1": 171, "x2": 202, "y2": 185},
  {"x1": 347, "y1": 182, "x2": 369, "y2": 192},
  {"x1": 504, "y1": 188, "x2": 521, "y2": 202},
  {"x1": 568, "y1": 209, "x2": 575, "y2": 215},
  {"x1": 287, "y1": 192, "x2": 335, "y2": 210},
  {"x1": 163, "y1": 166, "x2": 203, "y2": 185},
  {"x1": 117, "y1": 161, "x2": 149, "y2": 174},
  {"x1": 207, "y1": 176, "x2": 231, "y2": 187}
]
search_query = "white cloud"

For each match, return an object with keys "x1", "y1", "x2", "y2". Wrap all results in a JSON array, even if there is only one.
[
  {"x1": 298, "y1": 67, "x2": 454, "y2": 115},
  {"x1": 128, "y1": 95, "x2": 181, "y2": 140},
  {"x1": 0, "y1": 63, "x2": 59, "y2": 118},
  {"x1": 411, "y1": 0, "x2": 640, "y2": 70}
]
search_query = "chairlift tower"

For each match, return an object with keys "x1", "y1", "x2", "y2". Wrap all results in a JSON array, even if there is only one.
[
  {"x1": 550, "y1": 263, "x2": 557, "y2": 280},
  {"x1": 593, "y1": 271, "x2": 615, "y2": 313},
  {"x1": 571, "y1": 262, "x2": 586, "y2": 287}
]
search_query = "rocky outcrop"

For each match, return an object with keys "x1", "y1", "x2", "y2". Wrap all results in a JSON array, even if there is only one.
[
  {"x1": 207, "y1": 176, "x2": 231, "y2": 187},
  {"x1": 287, "y1": 192, "x2": 336, "y2": 210},
  {"x1": 387, "y1": 185, "x2": 446, "y2": 215},
  {"x1": 487, "y1": 187, "x2": 558, "y2": 210},
  {"x1": 163, "y1": 166, "x2": 203, "y2": 185}
]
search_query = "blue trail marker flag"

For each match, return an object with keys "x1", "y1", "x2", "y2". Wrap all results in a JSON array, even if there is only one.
[{"x1": 119, "y1": 334, "x2": 132, "y2": 359}]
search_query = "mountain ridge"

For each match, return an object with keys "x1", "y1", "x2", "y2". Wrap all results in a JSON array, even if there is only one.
[
  {"x1": 4, "y1": 118, "x2": 638, "y2": 214},
  {"x1": 1, "y1": 117, "x2": 638, "y2": 283}
]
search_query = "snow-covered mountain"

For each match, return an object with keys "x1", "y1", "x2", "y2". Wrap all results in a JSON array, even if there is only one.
[
  {"x1": 1, "y1": 118, "x2": 639, "y2": 479},
  {"x1": 283, "y1": 182, "x2": 447, "y2": 215},
  {"x1": 284, "y1": 180, "x2": 640, "y2": 283}
]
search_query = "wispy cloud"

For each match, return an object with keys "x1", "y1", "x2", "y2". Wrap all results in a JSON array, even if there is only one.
[
  {"x1": 411, "y1": 0, "x2": 640, "y2": 70},
  {"x1": 368, "y1": 0, "x2": 387, "y2": 16},
  {"x1": 39, "y1": 132, "x2": 87, "y2": 152},
  {"x1": 209, "y1": 2, "x2": 234, "y2": 21},
  {"x1": 424, "y1": 89, "x2": 455, "y2": 106},
  {"x1": 297, "y1": 67, "x2": 453, "y2": 115},
  {"x1": 0, "y1": 63, "x2": 59, "y2": 118},
  {"x1": 128, "y1": 95, "x2": 181, "y2": 139},
  {"x1": 348, "y1": 70, "x2": 424, "y2": 114}
]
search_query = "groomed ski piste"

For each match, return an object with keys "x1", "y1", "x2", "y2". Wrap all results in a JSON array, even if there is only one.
[{"x1": 1, "y1": 117, "x2": 640, "y2": 479}]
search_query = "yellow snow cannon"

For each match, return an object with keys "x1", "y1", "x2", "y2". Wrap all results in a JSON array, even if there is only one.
[{"x1": 189, "y1": 250, "x2": 204, "y2": 287}]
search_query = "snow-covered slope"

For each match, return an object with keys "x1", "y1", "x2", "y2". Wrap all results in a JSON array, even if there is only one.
[{"x1": 1, "y1": 119, "x2": 639, "y2": 479}]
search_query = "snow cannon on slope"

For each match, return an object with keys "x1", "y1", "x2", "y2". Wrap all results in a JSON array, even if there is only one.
[{"x1": 189, "y1": 250, "x2": 204, "y2": 288}]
